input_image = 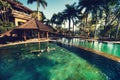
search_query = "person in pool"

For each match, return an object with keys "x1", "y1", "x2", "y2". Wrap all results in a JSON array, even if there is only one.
[
  {"x1": 46, "y1": 46, "x2": 55, "y2": 52},
  {"x1": 32, "y1": 46, "x2": 55, "y2": 56}
]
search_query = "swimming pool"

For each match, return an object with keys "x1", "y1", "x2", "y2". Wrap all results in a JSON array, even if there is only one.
[
  {"x1": 0, "y1": 42, "x2": 120, "y2": 80},
  {"x1": 58, "y1": 38, "x2": 120, "y2": 58}
]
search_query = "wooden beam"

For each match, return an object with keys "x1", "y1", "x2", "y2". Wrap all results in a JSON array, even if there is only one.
[
  {"x1": 10, "y1": 33, "x2": 12, "y2": 37},
  {"x1": 24, "y1": 30, "x2": 26, "y2": 41},
  {"x1": 38, "y1": 31, "x2": 40, "y2": 40},
  {"x1": 46, "y1": 31, "x2": 48, "y2": 39}
]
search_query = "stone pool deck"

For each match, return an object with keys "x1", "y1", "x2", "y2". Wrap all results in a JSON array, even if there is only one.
[
  {"x1": 0, "y1": 38, "x2": 51, "y2": 48},
  {"x1": 86, "y1": 39, "x2": 120, "y2": 44}
]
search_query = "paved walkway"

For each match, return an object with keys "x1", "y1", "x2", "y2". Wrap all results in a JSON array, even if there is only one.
[{"x1": 102, "y1": 41, "x2": 120, "y2": 44}]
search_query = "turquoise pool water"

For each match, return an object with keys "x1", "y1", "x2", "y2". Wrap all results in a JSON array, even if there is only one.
[
  {"x1": 59, "y1": 38, "x2": 120, "y2": 57},
  {"x1": 0, "y1": 42, "x2": 120, "y2": 80},
  {"x1": 0, "y1": 42, "x2": 108, "y2": 80}
]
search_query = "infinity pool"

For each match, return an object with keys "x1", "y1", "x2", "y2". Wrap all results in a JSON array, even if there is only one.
[{"x1": 0, "y1": 42, "x2": 120, "y2": 80}]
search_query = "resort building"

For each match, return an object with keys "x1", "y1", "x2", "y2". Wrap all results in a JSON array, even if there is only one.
[
  {"x1": 0, "y1": 0, "x2": 52, "y2": 41},
  {"x1": 7, "y1": 0, "x2": 33, "y2": 26},
  {"x1": 10, "y1": 19, "x2": 51, "y2": 41}
]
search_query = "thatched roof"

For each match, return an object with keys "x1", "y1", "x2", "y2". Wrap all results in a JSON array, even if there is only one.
[{"x1": 15, "y1": 19, "x2": 51, "y2": 31}]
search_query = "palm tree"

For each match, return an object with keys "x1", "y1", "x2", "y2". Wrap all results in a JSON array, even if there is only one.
[
  {"x1": 115, "y1": 17, "x2": 120, "y2": 40},
  {"x1": 27, "y1": 0, "x2": 47, "y2": 20},
  {"x1": 115, "y1": 4, "x2": 120, "y2": 40},
  {"x1": 63, "y1": 3, "x2": 79, "y2": 34},
  {"x1": 44, "y1": 19, "x2": 50, "y2": 26},
  {"x1": 50, "y1": 12, "x2": 65, "y2": 28},
  {"x1": 99, "y1": 0, "x2": 120, "y2": 39},
  {"x1": 77, "y1": 0, "x2": 105, "y2": 38},
  {"x1": 50, "y1": 13, "x2": 59, "y2": 27},
  {"x1": 31, "y1": 11, "x2": 46, "y2": 21}
]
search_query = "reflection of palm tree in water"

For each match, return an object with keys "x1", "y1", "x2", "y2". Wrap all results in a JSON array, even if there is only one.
[
  {"x1": 46, "y1": 46, "x2": 50, "y2": 52},
  {"x1": 38, "y1": 42, "x2": 40, "y2": 50},
  {"x1": 46, "y1": 42, "x2": 49, "y2": 52},
  {"x1": 68, "y1": 38, "x2": 72, "y2": 45}
]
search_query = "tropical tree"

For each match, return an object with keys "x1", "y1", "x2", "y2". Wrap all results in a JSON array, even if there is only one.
[
  {"x1": 44, "y1": 19, "x2": 50, "y2": 26},
  {"x1": 31, "y1": 11, "x2": 46, "y2": 21},
  {"x1": 63, "y1": 3, "x2": 79, "y2": 34},
  {"x1": 116, "y1": 18, "x2": 120, "y2": 40},
  {"x1": 0, "y1": 0, "x2": 11, "y2": 22},
  {"x1": 50, "y1": 12, "x2": 65, "y2": 28},
  {"x1": 0, "y1": 20, "x2": 14, "y2": 34},
  {"x1": 56, "y1": 12, "x2": 65, "y2": 26},
  {"x1": 50, "y1": 13, "x2": 59, "y2": 27},
  {"x1": 77, "y1": 0, "x2": 104, "y2": 38},
  {"x1": 27, "y1": 0, "x2": 47, "y2": 20},
  {"x1": 115, "y1": 4, "x2": 120, "y2": 40},
  {"x1": 98, "y1": 0, "x2": 120, "y2": 39},
  {"x1": 50, "y1": 13, "x2": 57, "y2": 26},
  {"x1": 0, "y1": 0, "x2": 17, "y2": 34},
  {"x1": 77, "y1": 0, "x2": 120, "y2": 39}
]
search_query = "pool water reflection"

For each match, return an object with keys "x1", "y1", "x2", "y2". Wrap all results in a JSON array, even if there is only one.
[{"x1": 59, "y1": 38, "x2": 120, "y2": 57}]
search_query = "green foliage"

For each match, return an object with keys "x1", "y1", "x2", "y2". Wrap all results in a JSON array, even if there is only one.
[
  {"x1": 31, "y1": 11, "x2": 46, "y2": 21},
  {"x1": 0, "y1": 21, "x2": 15, "y2": 34},
  {"x1": 27, "y1": 0, "x2": 47, "y2": 20}
]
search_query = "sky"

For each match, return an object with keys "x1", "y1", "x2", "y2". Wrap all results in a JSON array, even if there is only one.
[{"x1": 20, "y1": 0, "x2": 78, "y2": 19}]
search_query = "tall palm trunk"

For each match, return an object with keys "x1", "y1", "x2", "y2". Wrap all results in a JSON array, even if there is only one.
[
  {"x1": 1, "y1": 12, "x2": 4, "y2": 22},
  {"x1": 85, "y1": 13, "x2": 88, "y2": 26},
  {"x1": 72, "y1": 18, "x2": 75, "y2": 34},
  {"x1": 115, "y1": 17, "x2": 120, "y2": 40},
  {"x1": 94, "y1": 12, "x2": 97, "y2": 39},
  {"x1": 63, "y1": 21, "x2": 66, "y2": 29},
  {"x1": 85, "y1": 14, "x2": 88, "y2": 38},
  {"x1": 68, "y1": 18, "x2": 71, "y2": 32},
  {"x1": 37, "y1": 0, "x2": 40, "y2": 20},
  {"x1": 3, "y1": 7, "x2": 7, "y2": 23}
]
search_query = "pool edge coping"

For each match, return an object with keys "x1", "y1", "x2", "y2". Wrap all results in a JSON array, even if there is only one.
[{"x1": 0, "y1": 38, "x2": 55, "y2": 48}]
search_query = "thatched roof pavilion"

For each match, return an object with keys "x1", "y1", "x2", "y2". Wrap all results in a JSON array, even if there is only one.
[{"x1": 11, "y1": 19, "x2": 51, "y2": 40}]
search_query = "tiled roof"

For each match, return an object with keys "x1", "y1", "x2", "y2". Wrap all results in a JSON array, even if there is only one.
[{"x1": 7, "y1": 0, "x2": 32, "y2": 12}]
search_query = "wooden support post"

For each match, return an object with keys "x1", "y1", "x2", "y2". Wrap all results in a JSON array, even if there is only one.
[
  {"x1": 10, "y1": 33, "x2": 12, "y2": 37},
  {"x1": 46, "y1": 31, "x2": 48, "y2": 39},
  {"x1": 38, "y1": 31, "x2": 40, "y2": 40},
  {"x1": 24, "y1": 30, "x2": 26, "y2": 41}
]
